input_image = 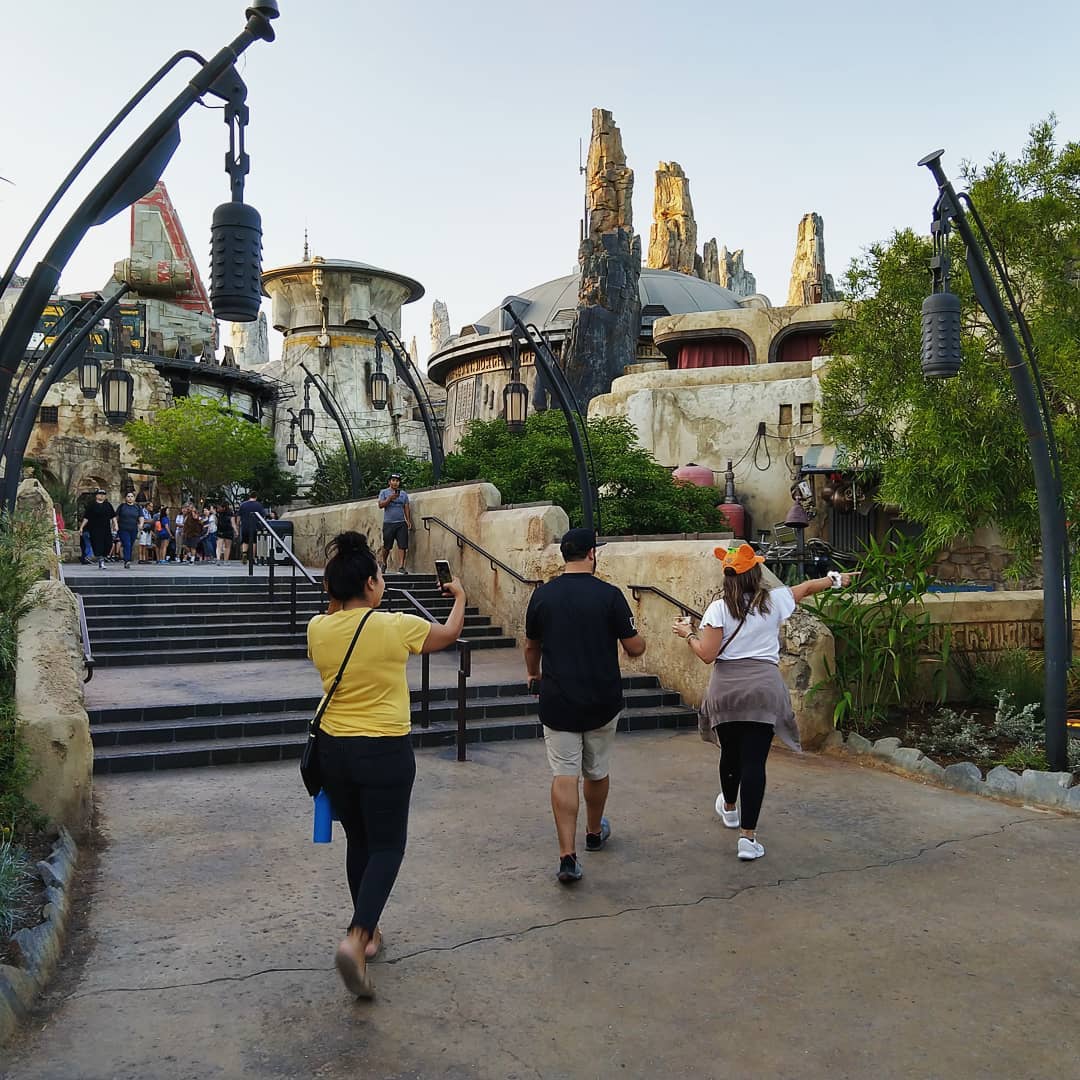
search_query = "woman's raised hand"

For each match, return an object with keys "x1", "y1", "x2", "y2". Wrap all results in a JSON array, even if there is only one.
[{"x1": 442, "y1": 577, "x2": 465, "y2": 601}]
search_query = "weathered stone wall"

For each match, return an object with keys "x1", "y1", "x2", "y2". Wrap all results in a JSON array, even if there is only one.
[
  {"x1": 14, "y1": 580, "x2": 93, "y2": 838},
  {"x1": 589, "y1": 358, "x2": 827, "y2": 529},
  {"x1": 930, "y1": 527, "x2": 1039, "y2": 589},
  {"x1": 287, "y1": 483, "x2": 838, "y2": 748},
  {"x1": 25, "y1": 357, "x2": 174, "y2": 505}
]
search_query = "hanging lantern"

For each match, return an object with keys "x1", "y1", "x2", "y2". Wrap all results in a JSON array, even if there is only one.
[
  {"x1": 504, "y1": 379, "x2": 528, "y2": 434},
  {"x1": 100, "y1": 360, "x2": 134, "y2": 425},
  {"x1": 285, "y1": 439, "x2": 299, "y2": 467},
  {"x1": 369, "y1": 368, "x2": 390, "y2": 410},
  {"x1": 79, "y1": 353, "x2": 101, "y2": 398},
  {"x1": 298, "y1": 405, "x2": 315, "y2": 440}
]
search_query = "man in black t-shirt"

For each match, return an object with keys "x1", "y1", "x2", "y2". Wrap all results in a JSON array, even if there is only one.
[
  {"x1": 524, "y1": 528, "x2": 646, "y2": 884},
  {"x1": 237, "y1": 493, "x2": 266, "y2": 562}
]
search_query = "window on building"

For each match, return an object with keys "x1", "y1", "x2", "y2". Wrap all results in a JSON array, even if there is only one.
[
  {"x1": 38, "y1": 405, "x2": 59, "y2": 424},
  {"x1": 779, "y1": 404, "x2": 793, "y2": 426},
  {"x1": 800, "y1": 403, "x2": 814, "y2": 426}
]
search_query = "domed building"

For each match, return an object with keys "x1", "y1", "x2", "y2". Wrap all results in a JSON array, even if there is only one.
[{"x1": 427, "y1": 268, "x2": 746, "y2": 451}]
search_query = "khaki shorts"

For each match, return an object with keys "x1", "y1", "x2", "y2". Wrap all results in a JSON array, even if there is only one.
[{"x1": 542, "y1": 718, "x2": 618, "y2": 780}]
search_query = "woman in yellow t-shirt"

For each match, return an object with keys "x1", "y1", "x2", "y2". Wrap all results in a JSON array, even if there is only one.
[{"x1": 308, "y1": 530, "x2": 465, "y2": 999}]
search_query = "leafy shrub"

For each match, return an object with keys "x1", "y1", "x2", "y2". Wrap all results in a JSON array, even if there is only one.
[
  {"x1": 953, "y1": 647, "x2": 1045, "y2": 710},
  {"x1": 308, "y1": 442, "x2": 433, "y2": 506},
  {"x1": 0, "y1": 832, "x2": 37, "y2": 938},
  {"x1": 443, "y1": 412, "x2": 724, "y2": 535},
  {"x1": 811, "y1": 534, "x2": 949, "y2": 730},
  {"x1": 914, "y1": 707, "x2": 992, "y2": 760}
]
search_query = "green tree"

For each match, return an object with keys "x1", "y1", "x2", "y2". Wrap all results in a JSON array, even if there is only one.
[
  {"x1": 125, "y1": 396, "x2": 277, "y2": 503},
  {"x1": 308, "y1": 440, "x2": 434, "y2": 506},
  {"x1": 821, "y1": 118, "x2": 1080, "y2": 574},
  {"x1": 443, "y1": 411, "x2": 725, "y2": 535}
]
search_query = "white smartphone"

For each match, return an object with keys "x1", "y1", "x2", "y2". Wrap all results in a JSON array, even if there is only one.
[{"x1": 434, "y1": 559, "x2": 453, "y2": 587}]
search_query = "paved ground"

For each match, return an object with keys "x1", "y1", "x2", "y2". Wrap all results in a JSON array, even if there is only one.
[{"x1": 6, "y1": 733, "x2": 1079, "y2": 1079}]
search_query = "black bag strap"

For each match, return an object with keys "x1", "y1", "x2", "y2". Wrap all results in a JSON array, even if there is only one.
[
  {"x1": 715, "y1": 612, "x2": 748, "y2": 660},
  {"x1": 309, "y1": 609, "x2": 376, "y2": 736}
]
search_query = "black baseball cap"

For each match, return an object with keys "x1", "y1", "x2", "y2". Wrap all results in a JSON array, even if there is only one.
[
  {"x1": 560, "y1": 527, "x2": 604, "y2": 559},
  {"x1": 388, "y1": 472, "x2": 402, "y2": 480}
]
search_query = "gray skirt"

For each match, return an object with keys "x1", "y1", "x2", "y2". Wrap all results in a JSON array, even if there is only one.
[{"x1": 697, "y1": 658, "x2": 801, "y2": 752}]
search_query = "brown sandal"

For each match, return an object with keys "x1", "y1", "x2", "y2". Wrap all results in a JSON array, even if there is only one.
[
  {"x1": 335, "y1": 936, "x2": 375, "y2": 999},
  {"x1": 364, "y1": 927, "x2": 384, "y2": 961}
]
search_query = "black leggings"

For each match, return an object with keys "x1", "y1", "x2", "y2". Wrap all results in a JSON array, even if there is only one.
[
  {"x1": 318, "y1": 732, "x2": 416, "y2": 934},
  {"x1": 716, "y1": 722, "x2": 774, "y2": 831}
]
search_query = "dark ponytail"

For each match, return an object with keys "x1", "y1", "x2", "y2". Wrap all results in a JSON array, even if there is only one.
[{"x1": 324, "y1": 531, "x2": 380, "y2": 603}]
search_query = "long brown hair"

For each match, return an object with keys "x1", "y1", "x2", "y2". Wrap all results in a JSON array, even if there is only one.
[{"x1": 716, "y1": 564, "x2": 772, "y2": 621}]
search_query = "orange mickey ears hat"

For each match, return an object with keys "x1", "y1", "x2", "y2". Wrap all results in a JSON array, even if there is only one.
[{"x1": 714, "y1": 543, "x2": 765, "y2": 575}]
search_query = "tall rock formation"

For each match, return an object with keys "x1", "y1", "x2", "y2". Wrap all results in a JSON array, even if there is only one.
[
  {"x1": 787, "y1": 212, "x2": 839, "y2": 306},
  {"x1": 701, "y1": 239, "x2": 757, "y2": 297},
  {"x1": 646, "y1": 161, "x2": 698, "y2": 275},
  {"x1": 229, "y1": 310, "x2": 270, "y2": 367},
  {"x1": 430, "y1": 300, "x2": 451, "y2": 354},
  {"x1": 563, "y1": 108, "x2": 642, "y2": 405}
]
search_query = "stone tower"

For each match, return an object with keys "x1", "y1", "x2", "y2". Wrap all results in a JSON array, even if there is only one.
[
  {"x1": 647, "y1": 161, "x2": 699, "y2": 276},
  {"x1": 787, "y1": 213, "x2": 839, "y2": 306},
  {"x1": 261, "y1": 255, "x2": 426, "y2": 487}
]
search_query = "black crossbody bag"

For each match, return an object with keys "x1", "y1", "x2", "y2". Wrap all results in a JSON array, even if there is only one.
[{"x1": 300, "y1": 609, "x2": 375, "y2": 797}]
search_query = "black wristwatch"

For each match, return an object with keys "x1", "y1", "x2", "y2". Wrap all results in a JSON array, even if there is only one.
[{"x1": 528, "y1": 677, "x2": 541, "y2": 695}]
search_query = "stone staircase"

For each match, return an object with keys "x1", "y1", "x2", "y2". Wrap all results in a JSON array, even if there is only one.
[
  {"x1": 72, "y1": 570, "x2": 699, "y2": 774},
  {"x1": 88, "y1": 674, "x2": 696, "y2": 774},
  {"x1": 73, "y1": 572, "x2": 515, "y2": 668}
]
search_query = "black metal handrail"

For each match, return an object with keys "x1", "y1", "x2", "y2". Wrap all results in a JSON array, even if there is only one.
[
  {"x1": 250, "y1": 511, "x2": 324, "y2": 632},
  {"x1": 422, "y1": 516, "x2": 542, "y2": 587},
  {"x1": 628, "y1": 584, "x2": 702, "y2": 622},
  {"x1": 395, "y1": 586, "x2": 472, "y2": 762},
  {"x1": 54, "y1": 518, "x2": 94, "y2": 682}
]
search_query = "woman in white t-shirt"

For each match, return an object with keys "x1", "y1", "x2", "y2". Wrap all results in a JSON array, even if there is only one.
[{"x1": 673, "y1": 543, "x2": 853, "y2": 861}]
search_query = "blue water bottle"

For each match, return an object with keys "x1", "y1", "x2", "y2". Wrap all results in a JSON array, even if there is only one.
[{"x1": 313, "y1": 789, "x2": 333, "y2": 843}]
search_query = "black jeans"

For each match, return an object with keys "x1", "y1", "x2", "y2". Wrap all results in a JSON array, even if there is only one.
[
  {"x1": 716, "y1": 722, "x2": 774, "y2": 831},
  {"x1": 317, "y1": 732, "x2": 416, "y2": 934}
]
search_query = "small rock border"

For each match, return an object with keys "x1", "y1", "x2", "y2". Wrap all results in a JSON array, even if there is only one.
[
  {"x1": 0, "y1": 827, "x2": 78, "y2": 1046},
  {"x1": 822, "y1": 731, "x2": 1080, "y2": 813}
]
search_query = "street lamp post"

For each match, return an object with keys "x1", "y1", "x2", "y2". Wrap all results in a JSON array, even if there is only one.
[
  {"x1": 299, "y1": 363, "x2": 362, "y2": 499},
  {"x1": 0, "y1": 2, "x2": 280, "y2": 510},
  {"x1": 918, "y1": 149, "x2": 1071, "y2": 770},
  {"x1": 500, "y1": 304, "x2": 598, "y2": 531},
  {"x1": 370, "y1": 316, "x2": 445, "y2": 482}
]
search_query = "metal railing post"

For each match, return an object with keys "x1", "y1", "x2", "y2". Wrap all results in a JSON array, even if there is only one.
[
  {"x1": 421, "y1": 653, "x2": 431, "y2": 728},
  {"x1": 290, "y1": 560, "x2": 297, "y2": 634},
  {"x1": 456, "y1": 642, "x2": 471, "y2": 762}
]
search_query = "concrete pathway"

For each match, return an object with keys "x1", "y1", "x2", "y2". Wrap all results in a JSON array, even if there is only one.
[{"x1": 6, "y1": 733, "x2": 1079, "y2": 1079}]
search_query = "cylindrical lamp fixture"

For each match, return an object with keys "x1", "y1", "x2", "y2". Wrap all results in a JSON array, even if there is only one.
[
  {"x1": 100, "y1": 359, "x2": 134, "y2": 424},
  {"x1": 79, "y1": 353, "x2": 101, "y2": 398},
  {"x1": 285, "y1": 439, "x2": 298, "y2": 467},
  {"x1": 209, "y1": 201, "x2": 264, "y2": 322},
  {"x1": 369, "y1": 368, "x2": 390, "y2": 410},
  {"x1": 921, "y1": 291, "x2": 963, "y2": 378},
  {"x1": 504, "y1": 379, "x2": 529, "y2": 434}
]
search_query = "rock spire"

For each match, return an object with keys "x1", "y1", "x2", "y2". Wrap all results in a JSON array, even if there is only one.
[
  {"x1": 430, "y1": 300, "x2": 451, "y2": 354},
  {"x1": 646, "y1": 162, "x2": 698, "y2": 275},
  {"x1": 787, "y1": 212, "x2": 839, "y2": 306},
  {"x1": 701, "y1": 239, "x2": 757, "y2": 297},
  {"x1": 564, "y1": 108, "x2": 642, "y2": 405}
]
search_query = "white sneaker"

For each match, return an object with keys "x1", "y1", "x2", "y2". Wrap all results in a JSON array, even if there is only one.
[
  {"x1": 715, "y1": 794, "x2": 740, "y2": 828},
  {"x1": 737, "y1": 837, "x2": 765, "y2": 860}
]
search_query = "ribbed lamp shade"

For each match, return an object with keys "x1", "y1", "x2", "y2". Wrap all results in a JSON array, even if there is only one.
[{"x1": 920, "y1": 292, "x2": 962, "y2": 378}]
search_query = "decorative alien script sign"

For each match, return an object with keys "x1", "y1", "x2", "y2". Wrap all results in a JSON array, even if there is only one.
[{"x1": 925, "y1": 621, "x2": 1044, "y2": 653}]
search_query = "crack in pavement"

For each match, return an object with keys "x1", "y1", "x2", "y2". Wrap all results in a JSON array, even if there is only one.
[{"x1": 66, "y1": 816, "x2": 1040, "y2": 1000}]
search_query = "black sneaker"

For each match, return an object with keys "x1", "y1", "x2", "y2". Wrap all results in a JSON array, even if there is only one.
[
  {"x1": 557, "y1": 854, "x2": 583, "y2": 884},
  {"x1": 585, "y1": 817, "x2": 611, "y2": 851}
]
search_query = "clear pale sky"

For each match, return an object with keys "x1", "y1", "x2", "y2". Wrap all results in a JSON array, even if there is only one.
[{"x1": 2, "y1": 0, "x2": 1076, "y2": 368}]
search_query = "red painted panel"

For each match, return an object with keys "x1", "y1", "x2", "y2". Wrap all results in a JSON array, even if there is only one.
[
  {"x1": 776, "y1": 332, "x2": 827, "y2": 364},
  {"x1": 677, "y1": 340, "x2": 749, "y2": 368}
]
